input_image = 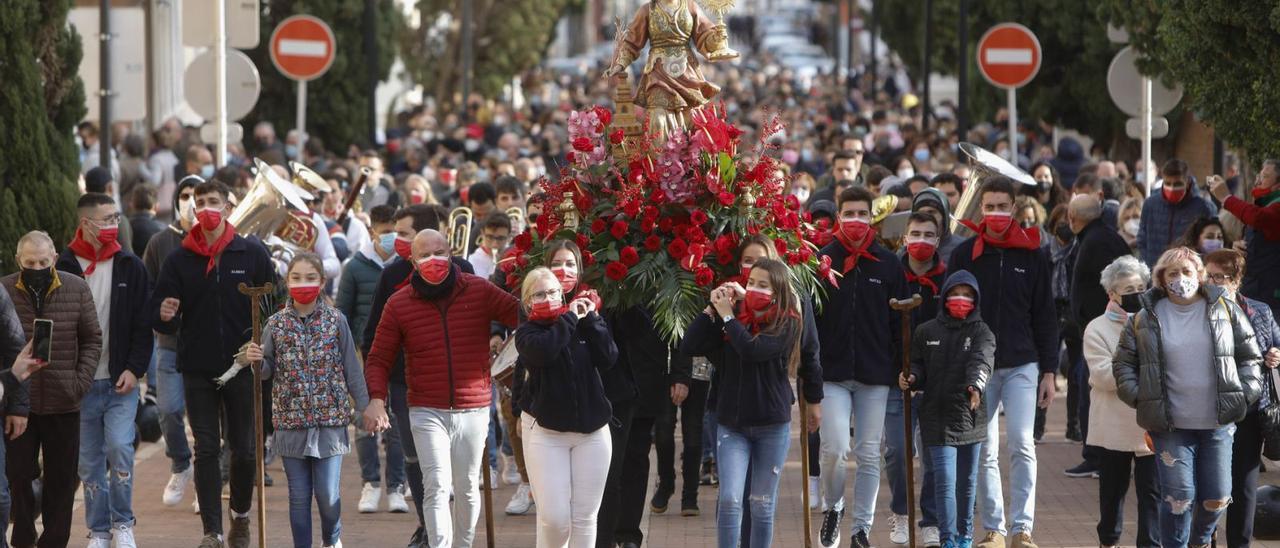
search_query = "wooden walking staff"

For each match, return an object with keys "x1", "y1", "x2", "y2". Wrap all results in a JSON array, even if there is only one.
[
  {"x1": 889, "y1": 294, "x2": 923, "y2": 548},
  {"x1": 797, "y1": 378, "x2": 813, "y2": 548},
  {"x1": 238, "y1": 281, "x2": 274, "y2": 548},
  {"x1": 482, "y1": 439, "x2": 497, "y2": 548}
]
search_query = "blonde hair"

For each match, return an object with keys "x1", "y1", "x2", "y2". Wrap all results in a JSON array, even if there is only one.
[
  {"x1": 1151, "y1": 246, "x2": 1204, "y2": 291},
  {"x1": 520, "y1": 267, "x2": 560, "y2": 310}
]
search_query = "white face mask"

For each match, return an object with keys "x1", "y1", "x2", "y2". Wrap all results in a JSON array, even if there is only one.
[
  {"x1": 179, "y1": 197, "x2": 195, "y2": 223},
  {"x1": 897, "y1": 168, "x2": 915, "y2": 179},
  {"x1": 1167, "y1": 275, "x2": 1200, "y2": 300},
  {"x1": 1123, "y1": 218, "x2": 1140, "y2": 236},
  {"x1": 792, "y1": 187, "x2": 811, "y2": 202}
]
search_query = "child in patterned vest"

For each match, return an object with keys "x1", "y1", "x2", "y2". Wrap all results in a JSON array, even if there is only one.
[{"x1": 245, "y1": 253, "x2": 368, "y2": 548}]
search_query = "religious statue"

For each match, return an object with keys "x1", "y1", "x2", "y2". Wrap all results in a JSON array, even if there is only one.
[{"x1": 605, "y1": 0, "x2": 739, "y2": 138}]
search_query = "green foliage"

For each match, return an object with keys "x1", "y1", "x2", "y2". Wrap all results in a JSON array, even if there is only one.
[
  {"x1": 0, "y1": 0, "x2": 84, "y2": 274},
  {"x1": 878, "y1": 0, "x2": 1127, "y2": 147},
  {"x1": 403, "y1": 0, "x2": 584, "y2": 114},
  {"x1": 1096, "y1": 0, "x2": 1280, "y2": 162},
  {"x1": 242, "y1": 0, "x2": 405, "y2": 152}
]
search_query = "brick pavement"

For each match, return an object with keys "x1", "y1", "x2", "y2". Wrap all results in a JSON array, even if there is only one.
[{"x1": 58, "y1": 392, "x2": 1280, "y2": 547}]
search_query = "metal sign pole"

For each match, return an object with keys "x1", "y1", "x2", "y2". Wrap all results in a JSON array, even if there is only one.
[
  {"x1": 296, "y1": 79, "x2": 307, "y2": 149},
  {"x1": 215, "y1": 0, "x2": 228, "y2": 167},
  {"x1": 1007, "y1": 87, "x2": 1017, "y2": 162},
  {"x1": 1141, "y1": 76, "x2": 1153, "y2": 196}
]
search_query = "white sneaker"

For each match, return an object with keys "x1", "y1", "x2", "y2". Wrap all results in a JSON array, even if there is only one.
[
  {"x1": 386, "y1": 485, "x2": 409, "y2": 514},
  {"x1": 191, "y1": 499, "x2": 200, "y2": 514},
  {"x1": 114, "y1": 523, "x2": 137, "y2": 548},
  {"x1": 162, "y1": 467, "x2": 193, "y2": 506},
  {"x1": 889, "y1": 513, "x2": 910, "y2": 545},
  {"x1": 358, "y1": 482, "x2": 382, "y2": 513},
  {"x1": 501, "y1": 457, "x2": 521, "y2": 486},
  {"x1": 87, "y1": 537, "x2": 111, "y2": 548},
  {"x1": 322, "y1": 541, "x2": 342, "y2": 548},
  {"x1": 504, "y1": 483, "x2": 535, "y2": 515},
  {"x1": 807, "y1": 477, "x2": 821, "y2": 509},
  {"x1": 921, "y1": 525, "x2": 941, "y2": 547}
]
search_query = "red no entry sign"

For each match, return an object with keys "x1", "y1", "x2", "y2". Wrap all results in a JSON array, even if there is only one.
[
  {"x1": 977, "y1": 23, "x2": 1041, "y2": 89},
  {"x1": 269, "y1": 15, "x2": 336, "y2": 82}
]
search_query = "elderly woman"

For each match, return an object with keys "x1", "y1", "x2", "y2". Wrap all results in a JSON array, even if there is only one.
[
  {"x1": 1202, "y1": 249, "x2": 1280, "y2": 547},
  {"x1": 1085, "y1": 256, "x2": 1157, "y2": 548},
  {"x1": 1113, "y1": 246, "x2": 1264, "y2": 548}
]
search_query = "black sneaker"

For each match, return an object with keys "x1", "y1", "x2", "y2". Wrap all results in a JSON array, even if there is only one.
[
  {"x1": 851, "y1": 529, "x2": 872, "y2": 548},
  {"x1": 227, "y1": 516, "x2": 251, "y2": 548},
  {"x1": 650, "y1": 482, "x2": 673, "y2": 513},
  {"x1": 1064, "y1": 461, "x2": 1100, "y2": 478},
  {"x1": 700, "y1": 459, "x2": 718, "y2": 486},
  {"x1": 407, "y1": 526, "x2": 425, "y2": 548},
  {"x1": 820, "y1": 508, "x2": 843, "y2": 547},
  {"x1": 1065, "y1": 425, "x2": 1083, "y2": 442}
]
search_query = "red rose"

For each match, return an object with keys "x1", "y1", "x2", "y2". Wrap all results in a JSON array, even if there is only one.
[
  {"x1": 651, "y1": 190, "x2": 668, "y2": 204},
  {"x1": 505, "y1": 274, "x2": 520, "y2": 289},
  {"x1": 643, "y1": 235, "x2": 662, "y2": 252},
  {"x1": 799, "y1": 245, "x2": 814, "y2": 262},
  {"x1": 591, "y1": 218, "x2": 606, "y2": 234},
  {"x1": 786, "y1": 251, "x2": 802, "y2": 265},
  {"x1": 747, "y1": 224, "x2": 760, "y2": 235},
  {"x1": 774, "y1": 239, "x2": 788, "y2": 256},
  {"x1": 610, "y1": 220, "x2": 628, "y2": 240},
  {"x1": 592, "y1": 105, "x2": 612, "y2": 127},
  {"x1": 642, "y1": 206, "x2": 659, "y2": 220},
  {"x1": 566, "y1": 151, "x2": 576, "y2": 163},
  {"x1": 574, "y1": 192, "x2": 593, "y2": 213},
  {"x1": 610, "y1": 129, "x2": 625, "y2": 145},
  {"x1": 785, "y1": 194, "x2": 801, "y2": 210},
  {"x1": 640, "y1": 217, "x2": 656, "y2": 234},
  {"x1": 714, "y1": 234, "x2": 735, "y2": 254},
  {"x1": 623, "y1": 200, "x2": 641, "y2": 218},
  {"x1": 576, "y1": 233, "x2": 591, "y2": 250},
  {"x1": 717, "y1": 192, "x2": 735, "y2": 206},
  {"x1": 715, "y1": 250, "x2": 734, "y2": 265},
  {"x1": 780, "y1": 212, "x2": 800, "y2": 230},
  {"x1": 667, "y1": 238, "x2": 689, "y2": 259},
  {"x1": 605, "y1": 261, "x2": 628, "y2": 281},
  {"x1": 515, "y1": 254, "x2": 529, "y2": 268},
  {"x1": 690, "y1": 210, "x2": 709, "y2": 226},
  {"x1": 582, "y1": 250, "x2": 596, "y2": 266},
  {"x1": 694, "y1": 266, "x2": 714, "y2": 287},
  {"x1": 514, "y1": 232, "x2": 533, "y2": 252},
  {"x1": 500, "y1": 258, "x2": 516, "y2": 274},
  {"x1": 572, "y1": 136, "x2": 593, "y2": 153},
  {"x1": 658, "y1": 217, "x2": 674, "y2": 233},
  {"x1": 620, "y1": 246, "x2": 640, "y2": 267}
]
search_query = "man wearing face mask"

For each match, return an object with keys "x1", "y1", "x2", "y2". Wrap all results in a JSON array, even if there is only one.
[
  {"x1": 149, "y1": 181, "x2": 274, "y2": 547},
  {"x1": 1137, "y1": 159, "x2": 1217, "y2": 267},
  {"x1": 1, "y1": 231, "x2": 102, "y2": 548},
  {"x1": 1210, "y1": 158, "x2": 1280, "y2": 314},
  {"x1": 811, "y1": 150, "x2": 863, "y2": 204},
  {"x1": 947, "y1": 177, "x2": 1059, "y2": 548},
  {"x1": 363, "y1": 230, "x2": 519, "y2": 548},
  {"x1": 181, "y1": 146, "x2": 215, "y2": 183},
  {"x1": 56, "y1": 193, "x2": 153, "y2": 547}
]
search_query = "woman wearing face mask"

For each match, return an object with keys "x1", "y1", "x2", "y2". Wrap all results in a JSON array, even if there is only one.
[
  {"x1": 1203, "y1": 250, "x2": 1280, "y2": 547},
  {"x1": 1013, "y1": 196, "x2": 1046, "y2": 231},
  {"x1": 244, "y1": 253, "x2": 370, "y2": 548},
  {"x1": 790, "y1": 173, "x2": 816, "y2": 209},
  {"x1": 514, "y1": 267, "x2": 617, "y2": 548},
  {"x1": 1029, "y1": 161, "x2": 1066, "y2": 211},
  {"x1": 1174, "y1": 216, "x2": 1231, "y2": 256},
  {"x1": 1112, "y1": 247, "x2": 1264, "y2": 548},
  {"x1": 1117, "y1": 198, "x2": 1143, "y2": 250},
  {"x1": 1082, "y1": 256, "x2": 1158, "y2": 548},
  {"x1": 893, "y1": 155, "x2": 916, "y2": 180}
]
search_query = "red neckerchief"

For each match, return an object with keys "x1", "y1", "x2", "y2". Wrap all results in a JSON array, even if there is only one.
[
  {"x1": 905, "y1": 258, "x2": 946, "y2": 295},
  {"x1": 67, "y1": 227, "x2": 121, "y2": 276},
  {"x1": 960, "y1": 219, "x2": 1042, "y2": 260},
  {"x1": 396, "y1": 272, "x2": 412, "y2": 290},
  {"x1": 181, "y1": 222, "x2": 237, "y2": 275},
  {"x1": 833, "y1": 229, "x2": 880, "y2": 274},
  {"x1": 735, "y1": 304, "x2": 777, "y2": 335}
]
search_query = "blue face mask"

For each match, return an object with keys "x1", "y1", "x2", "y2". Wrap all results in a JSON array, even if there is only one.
[
  {"x1": 378, "y1": 232, "x2": 397, "y2": 256},
  {"x1": 913, "y1": 149, "x2": 930, "y2": 163},
  {"x1": 200, "y1": 164, "x2": 215, "y2": 179},
  {"x1": 285, "y1": 144, "x2": 299, "y2": 159}
]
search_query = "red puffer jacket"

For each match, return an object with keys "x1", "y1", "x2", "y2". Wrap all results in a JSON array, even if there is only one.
[{"x1": 366, "y1": 272, "x2": 519, "y2": 409}]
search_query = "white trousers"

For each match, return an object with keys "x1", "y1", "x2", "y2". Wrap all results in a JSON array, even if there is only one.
[
  {"x1": 522, "y1": 414, "x2": 612, "y2": 548},
  {"x1": 409, "y1": 407, "x2": 490, "y2": 548}
]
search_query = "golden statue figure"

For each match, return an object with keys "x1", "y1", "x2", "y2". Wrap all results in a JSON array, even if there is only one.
[{"x1": 605, "y1": 0, "x2": 739, "y2": 138}]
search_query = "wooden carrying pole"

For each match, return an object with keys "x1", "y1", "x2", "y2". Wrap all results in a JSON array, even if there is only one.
[
  {"x1": 238, "y1": 282, "x2": 274, "y2": 548},
  {"x1": 889, "y1": 294, "x2": 923, "y2": 548},
  {"x1": 482, "y1": 439, "x2": 496, "y2": 548},
  {"x1": 797, "y1": 379, "x2": 813, "y2": 548}
]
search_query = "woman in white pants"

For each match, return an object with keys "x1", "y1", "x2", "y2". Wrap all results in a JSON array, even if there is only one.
[{"x1": 514, "y1": 267, "x2": 617, "y2": 547}]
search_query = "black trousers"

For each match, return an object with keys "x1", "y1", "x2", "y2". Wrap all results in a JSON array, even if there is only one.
[
  {"x1": 185, "y1": 371, "x2": 256, "y2": 536},
  {"x1": 7, "y1": 412, "x2": 79, "y2": 548},
  {"x1": 389, "y1": 381, "x2": 427, "y2": 529},
  {"x1": 1226, "y1": 411, "x2": 1263, "y2": 548},
  {"x1": 615, "y1": 411, "x2": 658, "y2": 545},
  {"x1": 596, "y1": 399, "x2": 637, "y2": 548},
  {"x1": 1096, "y1": 448, "x2": 1159, "y2": 547},
  {"x1": 655, "y1": 380, "x2": 708, "y2": 505}
]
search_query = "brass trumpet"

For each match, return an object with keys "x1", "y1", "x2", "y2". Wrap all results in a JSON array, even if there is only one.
[{"x1": 448, "y1": 206, "x2": 474, "y2": 257}]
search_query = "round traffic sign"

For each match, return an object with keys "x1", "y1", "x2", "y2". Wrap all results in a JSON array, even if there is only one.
[
  {"x1": 184, "y1": 49, "x2": 262, "y2": 122},
  {"x1": 977, "y1": 23, "x2": 1042, "y2": 89},
  {"x1": 1106, "y1": 46, "x2": 1184, "y2": 117},
  {"x1": 269, "y1": 15, "x2": 336, "y2": 82}
]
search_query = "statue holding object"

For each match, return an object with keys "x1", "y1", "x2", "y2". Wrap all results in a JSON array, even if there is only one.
[{"x1": 605, "y1": 0, "x2": 739, "y2": 138}]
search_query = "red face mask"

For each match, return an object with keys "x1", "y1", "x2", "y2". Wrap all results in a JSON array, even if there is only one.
[
  {"x1": 393, "y1": 237, "x2": 413, "y2": 261},
  {"x1": 95, "y1": 225, "x2": 119, "y2": 246},
  {"x1": 840, "y1": 218, "x2": 871, "y2": 243},
  {"x1": 528, "y1": 299, "x2": 566, "y2": 322},
  {"x1": 1162, "y1": 186, "x2": 1186, "y2": 204},
  {"x1": 409, "y1": 194, "x2": 425, "y2": 205},
  {"x1": 1252, "y1": 184, "x2": 1277, "y2": 199},
  {"x1": 289, "y1": 284, "x2": 321, "y2": 305},
  {"x1": 738, "y1": 264, "x2": 753, "y2": 282},
  {"x1": 195, "y1": 208, "x2": 223, "y2": 231},
  {"x1": 946, "y1": 295, "x2": 976, "y2": 319},
  {"x1": 416, "y1": 255, "x2": 451, "y2": 285},
  {"x1": 551, "y1": 266, "x2": 577, "y2": 293},
  {"x1": 983, "y1": 211, "x2": 1012, "y2": 235},
  {"x1": 744, "y1": 286, "x2": 774, "y2": 313},
  {"x1": 905, "y1": 239, "x2": 937, "y2": 262}
]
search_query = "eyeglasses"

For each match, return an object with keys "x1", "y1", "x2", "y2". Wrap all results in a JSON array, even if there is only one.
[
  {"x1": 91, "y1": 213, "x2": 122, "y2": 226},
  {"x1": 530, "y1": 288, "x2": 562, "y2": 301},
  {"x1": 1207, "y1": 273, "x2": 1235, "y2": 284}
]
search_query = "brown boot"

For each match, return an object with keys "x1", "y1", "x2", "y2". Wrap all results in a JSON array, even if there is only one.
[
  {"x1": 1010, "y1": 531, "x2": 1038, "y2": 548},
  {"x1": 974, "y1": 531, "x2": 1006, "y2": 548}
]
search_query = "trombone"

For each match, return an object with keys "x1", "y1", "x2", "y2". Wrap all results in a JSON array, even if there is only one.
[{"x1": 448, "y1": 206, "x2": 474, "y2": 257}]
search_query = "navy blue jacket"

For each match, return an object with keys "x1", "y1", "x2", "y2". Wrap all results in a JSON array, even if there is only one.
[
  {"x1": 1136, "y1": 184, "x2": 1217, "y2": 267},
  {"x1": 681, "y1": 312, "x2": 801, "y2": 429},
  {"x1": 57, "y1": 249, "x2": 154, "y2": 382},
  {"x1": 897, "y1": 252, "x2": 946, "y2": 330},
  {"x1": 1241, "y1": 296, "x2": 1280, "y2": 409},
  {"x1": 947, "y1": 238, "x2": 1059, "y2": 375},
  {"x1": 815, "y1": 239, "x2": 909, "y2": 386},
  {"x1": 149, "y1": 235, "x2": 274, "y2": 376},
  {"x1": 0, "y1": 290, "x2": 30, "y2": 418},
  {"x1": 516, "y1": 312, "x2": 617, "y2": 433}
]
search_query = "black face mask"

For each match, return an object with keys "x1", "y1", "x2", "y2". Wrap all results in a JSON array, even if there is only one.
[
  {"x1": 1054, "y1": 224, "x2": 1074, "y2": 244},
  {"x1": 1120, "y1": 292, "x2": 1143, "y2": 314},
  {"x1": 20, "y1": 267, "x2": 53, "y2": 294}
]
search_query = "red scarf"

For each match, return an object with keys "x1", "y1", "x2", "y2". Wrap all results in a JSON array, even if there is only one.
[
  {"x1": 67, "y1": 228, "x2": 121, "y2": 276},
  {"x1": 960, "y1": 219, "x2": 1042, "y2": 260},
  {"x1": 735, "y1": 304, "x2": 777, "y2": 335},
  {"x1": 182, "y1": 222, "x2": 237, "y2": 275},
  {"x1": 905, "y1": 259, "x2": 946, "y2": 295},
  {"x1": 833, "y1": 229, "x2": 880, "y2": 274}
]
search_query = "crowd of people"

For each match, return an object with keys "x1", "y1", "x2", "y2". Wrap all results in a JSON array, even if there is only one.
[{"x1": 0, "y1": 35, "x2": 1266, "y2": 548}]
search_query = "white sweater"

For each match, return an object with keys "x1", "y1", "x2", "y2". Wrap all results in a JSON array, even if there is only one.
[{"x1": 1085, "y1": 312, "x2": 1153, "y2": 455}]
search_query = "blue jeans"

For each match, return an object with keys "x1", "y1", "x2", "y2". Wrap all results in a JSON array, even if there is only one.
[
  {"x1": 78, "y1": 379, "x2": 138, "y2": 536},
  {"x1": 883, "y1": 390, "x2": 937, "y2": 527},
  {"x1": 283, "y1": 455, "x2": 344, "y2": 548},
  {"x1": 355, "y1": 412, "x2": 405, "y2": 489},
  {"x1": 819, "y1": 379, "x2": 889, "y2": 533},
  {"x1": 977, "y1": 362, "x2": 1039, "y2": 536},
  {"x1": 930, "y1": 443, "x2": 981, "y2": 545},
  {"x1": 1150, "y1": 425, "x2": 1235, "y2": 546},
  {"x1": 716, "y1": 422, "x2": 791, "y2": 548},
  {"x1": 703, "y1": 408, "x2": 718, "y2": 461},
  {"x1": 151, "y1": 344, "x2": 191, "y2": 473}
]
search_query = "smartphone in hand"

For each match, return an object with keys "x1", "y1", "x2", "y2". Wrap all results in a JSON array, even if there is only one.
[{"x1": 32, "y1": 319, "x2": 52, "y2": 363}]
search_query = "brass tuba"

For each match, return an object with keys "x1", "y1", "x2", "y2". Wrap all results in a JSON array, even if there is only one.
[
  {"x1": 951, "y1": 143, "x2": 1039, "y2": 237},
  {"x1": 448, "y1": 206, "x2": 474, "y2": 257},
  {"x1": 505, "y1": 206, "x2": 526, "y2": 235},
  {"x1": 229, "y1": 159, "x2": 319, "y2": 266}
]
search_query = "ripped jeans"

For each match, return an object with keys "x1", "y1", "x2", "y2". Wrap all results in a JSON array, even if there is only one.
[
  {"x1": 1150, "y1": 424, "x2": 1235, "y2": 547},
  {"x1": 716, "y1": 421, "x2": 791, "y2": 548},
  {"x1": 78, "y1": 379, "x2": 138, "y2": 537}
]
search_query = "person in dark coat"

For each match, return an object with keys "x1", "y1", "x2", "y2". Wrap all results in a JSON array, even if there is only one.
[
  {"x1": 128, "y1": 185, "x2": 166, "y2": 254},
  {"x1": 1136, "y1": 159, "x2": 1217, "y2": 267},
  {"x1": 901, "y1": 269, "x2": 994, "y2": 548}
]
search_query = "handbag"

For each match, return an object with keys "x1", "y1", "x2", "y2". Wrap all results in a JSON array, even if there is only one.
[{"x1": 1259, "y1": 368, "x2": 1280, "y2": 460}]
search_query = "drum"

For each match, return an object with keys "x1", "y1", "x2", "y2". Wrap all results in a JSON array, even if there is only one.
[{"x1": 491, "y1": 338, "x2": 519, "y2": 389}]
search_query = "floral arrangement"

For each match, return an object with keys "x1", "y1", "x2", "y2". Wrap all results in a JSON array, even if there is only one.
[{"x1": 501, "y1": 104, "x2": 831, "y2": 343}]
